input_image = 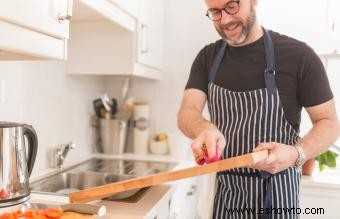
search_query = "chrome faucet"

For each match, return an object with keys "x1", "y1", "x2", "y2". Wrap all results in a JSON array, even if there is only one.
[{"x1": 54, "y1": 142, "x2": 76, "y2": 168}]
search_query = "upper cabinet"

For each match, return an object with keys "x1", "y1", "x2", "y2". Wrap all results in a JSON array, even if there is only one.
[
  {"x1": 0, "y1": 0, "x2": 164, "y2": 79},
  {"x1": 257, "y1": 0, "x2": 340, "y2": 55},
  {"x1": 328, "y1": 0, "x2": 340, "y2": 54},
  {"x1": 137, "y1": 0, "x2": 164, "y2": 70},
  {"x1": 67, "y1": 0, "x2": 164, "y2": 79},
  {"x1": 0, "y1": 0, "x2": 71, "y2": 60}
]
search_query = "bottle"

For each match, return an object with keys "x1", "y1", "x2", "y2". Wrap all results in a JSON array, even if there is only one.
[{"x1": 133, "y1": 102, "x2": 150, "y2": 154}]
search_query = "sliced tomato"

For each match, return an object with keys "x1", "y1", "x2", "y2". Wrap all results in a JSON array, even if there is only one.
[
  {"x1": 0, "y1": 188, "x2": 9, "y2": 199},
  {"x1": 41, "y1": 208, "x2": 63, "y2": 218},
  {"x1": 0, "y1": 212, "x2": 16, "y2": 219},
  {"x1": 32, "y1": 214, "x2": 47, "y2": 219}
]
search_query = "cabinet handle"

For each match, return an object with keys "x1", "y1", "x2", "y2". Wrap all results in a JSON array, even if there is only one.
[
  {"x1": 141, "y1": 24, "x2": 149, "y2": 54},
  {"x1": 186, "y1": 185, "x2": 197, "y2": 196},
  {"x1": 168, "y1": 212, "x2": 178, "y2": 219},
  {"x1": 58, "y1": 0, "x2": 73, "y2": 23}
]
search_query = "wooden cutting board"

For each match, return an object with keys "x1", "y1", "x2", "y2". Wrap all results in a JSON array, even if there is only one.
[
  {"x1": 60, "y1": 212, "x2": 94, "y2": 219},
  {"x1": 69, "y1": 150, "x2": 268, "y2": 203}
]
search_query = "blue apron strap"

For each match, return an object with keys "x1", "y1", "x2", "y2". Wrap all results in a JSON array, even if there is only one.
[
  {"x1": 263, "y1": 28, "x2": 277, "y2": 95},
  {"x1": 208, "y1": 41, "x2": 227, "y2": 82},
  {"x1": 259, "y1": 171, "x2": 273, "y2": 219}
]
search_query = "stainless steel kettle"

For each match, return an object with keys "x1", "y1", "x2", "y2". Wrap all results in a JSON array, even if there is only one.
[{"x1": 0, "y1": 122, "x2": 38, "y2": 207}]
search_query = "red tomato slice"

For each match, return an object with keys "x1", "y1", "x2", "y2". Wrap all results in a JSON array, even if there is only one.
[
  {"x1": 0, "y1": 188, "x2": 9, "y2": 199},
  {"x1": 33, "y1": 214, "x2": 47, "y2": 219}
]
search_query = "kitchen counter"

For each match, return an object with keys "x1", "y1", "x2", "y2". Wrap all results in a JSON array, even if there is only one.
[
  {"x1": 23, "y1": 153, "x2": 193, "y2": 218},
  {"x1": 0, "y1": 186, "x2": 173, "y2": 219},
  {"x1": 28, "y1": 185, "x2": 173, "y2": 219}
]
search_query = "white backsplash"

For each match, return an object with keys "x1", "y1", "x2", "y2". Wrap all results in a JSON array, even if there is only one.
[{"x1": 0, "y1": 61, "x2": 106, "y2": 175}]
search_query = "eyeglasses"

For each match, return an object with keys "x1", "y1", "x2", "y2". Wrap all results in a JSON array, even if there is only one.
[{"x1": 206, "y1": 0, "x2": 240, "y2": 21}]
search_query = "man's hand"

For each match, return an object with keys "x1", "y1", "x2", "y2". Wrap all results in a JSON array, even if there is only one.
[
  {"x1": 191, "y1": 129, "x2": 226, "y2": 164},
  {"x1": 252, "y1": 142, "x2": 299, "y2": 174}
]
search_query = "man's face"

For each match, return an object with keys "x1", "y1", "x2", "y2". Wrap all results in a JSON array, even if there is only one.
[{"x1": 205, "y1": 0, "x2": 257, "y2": 46}]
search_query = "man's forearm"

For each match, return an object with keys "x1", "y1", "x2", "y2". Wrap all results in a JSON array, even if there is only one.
[
  {"x1": 298, "y1": 118, "x2": 340, "y2": 160},
  {"x1": 177, "y1": 107, "x2": 216, "y2": 139}
]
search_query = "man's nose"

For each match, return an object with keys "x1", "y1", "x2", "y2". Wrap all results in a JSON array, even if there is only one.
[{"x1": 220, "y1": 10, "x2": 234, "y2": 25}]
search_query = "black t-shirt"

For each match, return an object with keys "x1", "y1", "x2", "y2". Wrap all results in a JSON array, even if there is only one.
[{"x1": 186, "y1": 30, "x2": 333, "y2": 132}]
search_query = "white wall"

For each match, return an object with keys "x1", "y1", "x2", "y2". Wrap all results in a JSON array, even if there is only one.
[{"x1": 0, "y1": 61, "x2": 105, "y2": 175}]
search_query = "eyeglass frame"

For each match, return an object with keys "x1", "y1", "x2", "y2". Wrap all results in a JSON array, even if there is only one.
[{"x1": 205, "y1": 0, "x2": 241, "y2": 21}]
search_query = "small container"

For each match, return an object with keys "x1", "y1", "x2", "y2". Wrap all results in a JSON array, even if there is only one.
[{"x1": 150, "y1": 135, "x2": 168, "y2": 155}]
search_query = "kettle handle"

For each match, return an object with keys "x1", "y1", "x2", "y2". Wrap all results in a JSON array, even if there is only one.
[{"x1": 23, "y1": 124, "x2": 38, "y2": 177}]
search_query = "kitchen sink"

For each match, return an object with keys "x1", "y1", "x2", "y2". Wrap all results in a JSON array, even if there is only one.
[{"x1": 31, "y1": 158, "x2": 177, "y2": 200}]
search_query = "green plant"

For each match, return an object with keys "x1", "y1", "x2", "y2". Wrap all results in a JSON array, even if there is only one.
[{"x1": 316, "y1": 150, "x2": 338, "y2": 171}]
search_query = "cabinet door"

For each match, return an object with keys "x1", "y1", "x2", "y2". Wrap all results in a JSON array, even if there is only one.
[
  {"x1": 137, "y1": 0, "x2": 164, "y2": 69},
  {"x1": 328, "y1": 0, "x2": 340, "y2": 53},
  {"x1": 169, "y1": 177, "x2": 201, "y2": 219},
  {"x1": 0, "y1": 0, "x2": 71, "y2": 39},
  {"x1": 257, "y1": 0, "x2": 331, "y2": 54}
]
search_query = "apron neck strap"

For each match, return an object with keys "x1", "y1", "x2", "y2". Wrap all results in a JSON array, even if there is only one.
[
  {"x1": 263, "y1": 28, "x2": 277, "y2": 95},
  {"x1": 208, "y1": 27, "x2": 277, "y2": 95},
  {"x1": 208, "y1": 42, "x2": 227, "y2": 82}
]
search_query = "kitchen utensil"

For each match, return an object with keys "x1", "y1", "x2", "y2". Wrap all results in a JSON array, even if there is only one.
[
  {"x1": 69, "y1": 150, "x2": 268, "y2": 203},
  {"x1": 92, "y1": 99, "x2": 105, "y2": 118},
  {"x1": 99, "y1": 118, "x2": 128, "y2": 154},
  {"x1": 100, "y1": 94, "x2": 112, "y2": 112},
  {"x1": 111, "y1": 98, "x2": 118, "y2": 118},
  {"x1": 0, "y1": 122, "x2": 38, "y2": 207},
  {"x1": 25, "y1": 202, "x2": 106, "y2": 216},
  {"x1": 121, "y1": 77, "x2": 130, "y2": 104},
  {"x1": 60, "y1": 212, "x2": 94, "y2": 219}
]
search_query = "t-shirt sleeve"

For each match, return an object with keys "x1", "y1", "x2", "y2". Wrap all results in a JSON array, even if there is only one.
[
  {"x1": 185, "y1": 47, "x2": 209, "y2": 95},
  {"x1": 297, "y1": 44, "x2": 333, "y2": 107}
]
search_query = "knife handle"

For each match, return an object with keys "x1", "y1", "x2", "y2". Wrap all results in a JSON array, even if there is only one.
[{"x1": 61, "y1": 203, "x2": 106, "y2": 216}]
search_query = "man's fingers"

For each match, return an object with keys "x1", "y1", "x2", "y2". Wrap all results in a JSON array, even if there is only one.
[
  {"x1": 205, "y1": 137, "x2": 216, "y2": 160},
  {"x1": 216, "y1": 137, "x2": 226, "y2": 158},
  {"x1": 191, "y1": 138, "x2": 205, "y2": 163},
  {"x1": 266, "y1": 153, "x2": 276, "y2": 164},
  {"x1": 253, "y1": 142, "x2": 275, "y2": 152}
]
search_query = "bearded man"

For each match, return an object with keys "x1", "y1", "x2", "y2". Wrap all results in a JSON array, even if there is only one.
[{"x1": 177, "y1": 0, "x2": 340, "y2": 218}]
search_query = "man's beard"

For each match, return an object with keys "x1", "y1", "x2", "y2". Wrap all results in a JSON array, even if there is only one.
[{"x1": 215, "y1": 6, "x2": 256, "y2": 46}]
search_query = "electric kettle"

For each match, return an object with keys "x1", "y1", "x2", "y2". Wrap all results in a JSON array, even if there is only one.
[{"x1": 0, "y1": 122, "x2": 38, "y2": 207}]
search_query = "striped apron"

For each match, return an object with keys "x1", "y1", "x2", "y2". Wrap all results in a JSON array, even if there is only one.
[{"x1": 209, "y1": 29, "x2": 302, "y2": 219}]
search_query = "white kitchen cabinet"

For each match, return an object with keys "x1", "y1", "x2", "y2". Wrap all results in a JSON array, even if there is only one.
[
  {"x1": 169, "y1": 177, "x2": 202, "y2": 219},
  {"x1": 144, "y1": 187, "x2": 173, "y2": 219},
  {"x1": 67, "y1": 0, "x2": 163, "y2": 79},
  {"x1": 257, "y1": 0, "x2": 333, "y2": 55},
  {"x1": 137, "y1": 0, "x2": 164, "y2": 70},
  {"x1": 327, "y1": 0, "x2": 340, "y2": 54},
  {"x1": 108, "y1": 0, "x2": 140, "y2": 18},
  {"x1": 0, "y1": 0, "x2": 71, "y2": 60}
]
